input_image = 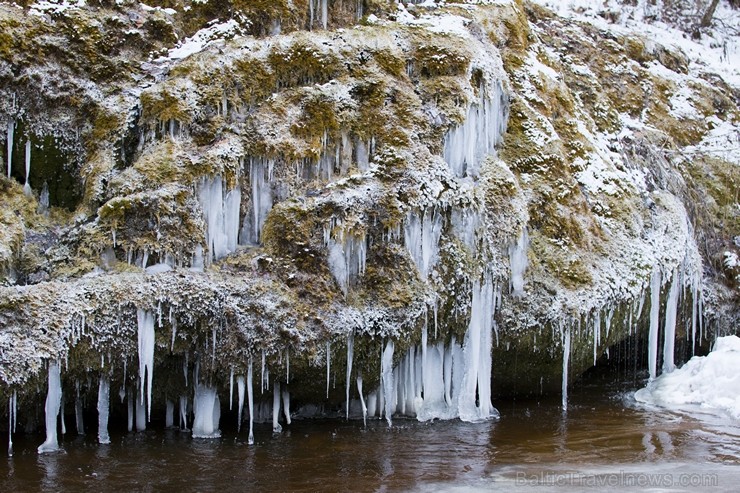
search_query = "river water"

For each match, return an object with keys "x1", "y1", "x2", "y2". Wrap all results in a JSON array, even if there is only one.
[{"x1": 2, "y1": 375, "x2": 739, "y2": 492}]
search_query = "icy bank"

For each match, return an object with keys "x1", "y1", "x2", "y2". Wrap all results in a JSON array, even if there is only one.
[{"x1": 635, "y1": 336, "x2": 740, "y2": 419}]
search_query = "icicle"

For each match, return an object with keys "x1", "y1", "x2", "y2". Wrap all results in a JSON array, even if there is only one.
[
  {"x1": 286, "y1": 347, "x2": 290, "y2": 383},
  {"x1": 23, "y1": 140, "x2": 31, "y2": 195},
  {"x1": 98, "y1": 376, "x2": 111, "y2": 444},
  {"x1": 237, "y1": 376, "x2": 245, "y2": 433},
  {"x1": 562, "y1": 325, "x2": 571, "y2": 412},
  {"x1": 199, "y1": 176, "x2": 241, "y2": 261},
  {"x1": 60, "y1": 392, "x2": 66, "y2": 435},
  {"x1": 246, "y1": 158, "x2": 274, "y2": 244},
  {"x1": 282, "y1": 389, "x2": 291, "y2": 425},
  {"x1": 229, "y1": 368, "x2": 234, "y2": 411},
  {"x1": 326, "y1": 341, "x2": 331, "y2": 399},
  {"x1": 179, "y1": 396, "x2": 188, "y2": 430},
  {"x1": 648, "y1": 269, "x2": 661, "y2": 381},
  {"x1": 382, "y1": 340, "x2": 395, "y2": 427},
  {"x1": 165, "y1": 400, "x2": 174, "y2": 428},
  {"x1": 38, "y1": 362, "x2": 62, "y2": 453},
  {"x1": 357, "y1": 374, "x2": 367, "y2": 426},
  {"x1": 345, "y1": 332, "x2": 354, "y2": 419},
  {"x1": 75, "y1": 380, "x2": 84, "y2": 435},
  {"x1": 184, "y1": 354, "x2": 188, "y2": 387},
  {"x1": 8, "y1": 390, "x2": 16, "y2": 456},
  {"x1": 247, "y1": 359, "x2": 254, "y2": 445},
  {"x1": 192, "y1": 383, "x2": 221, "y2": 438},
  {"x1": 272, "y1": 382, "x2": 282, "y2": 433},
  {"x1": 261, "y1": 350, "x2": 266, "y2": 394},
  {"x1": 6, "y1": 119, "x2": 14, "y2": 178},
  {"x1": 663, "y1": 269, "x2": 680, "y2": 374},
  {"x1": 137, "y1": 309, "x2": 155, "y2": 421},
  {"x1": 321, "y1": 0, "x2": 328, "y2": 29}
]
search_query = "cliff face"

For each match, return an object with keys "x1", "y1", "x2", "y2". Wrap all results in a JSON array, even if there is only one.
[{"x1": 0, "y1": 0, "x2": 738, "y2": 426}]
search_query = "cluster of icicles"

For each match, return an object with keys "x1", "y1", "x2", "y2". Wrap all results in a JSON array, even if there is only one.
[
  {"x1": 558, "y1": 261, "x2": 704, "y2": 411},
  {"x1": 4, "y1": 119, "x2": 50, "y2": 208},
  {"x1": 20, "y1": 275, "x2": 499, "y2": 455}
]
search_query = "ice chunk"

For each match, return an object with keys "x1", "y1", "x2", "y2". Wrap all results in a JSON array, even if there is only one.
[
  {"x1": 38, "y1": 362, "x2": 62, "y2": 453},
  {"x1": 635, "y1": 336, "x2": 740, "y2": 418},
  {"x1": 98, "y1": 376, "x2": 111, "y2": 444},
  {"x1": 192, "y1": 384, "x2": 221, "y2": 438}
]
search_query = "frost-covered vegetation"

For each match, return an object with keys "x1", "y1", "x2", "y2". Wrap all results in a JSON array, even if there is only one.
[{"x1": 0, "y1": 0, "x2": 738, "y2": 444}]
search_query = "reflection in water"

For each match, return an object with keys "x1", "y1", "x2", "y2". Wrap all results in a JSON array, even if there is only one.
[{"x1": 1, "y1": 382, "x2": 739, "y2": 492}]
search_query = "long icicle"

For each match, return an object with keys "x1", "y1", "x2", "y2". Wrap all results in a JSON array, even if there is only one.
[
  {"x1": 247, "y1": 358, "x2": 255, "y2": 445},
  {"x1": 345, "y1": 332, "x2": 354, "y2": 419}
]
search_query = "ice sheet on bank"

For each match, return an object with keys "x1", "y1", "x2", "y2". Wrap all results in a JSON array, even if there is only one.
[{"x1": 635, "y1": 335, "x2": 740, "y2": 419}]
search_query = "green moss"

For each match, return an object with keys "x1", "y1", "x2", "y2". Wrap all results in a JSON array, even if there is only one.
[
  {"x1": 413, "y1": 44, "x2": 470, "y2": 78},
  {"x1": 141, "y1": 88, "x2": 192, "y2": 127},
  {"x1": 268, "y1": 40, "x2": 342, "y2": 88},
  {"x1": 233, "y1": 57, "x2": 277, "y2": 108},
  {"x1": 290, "y1": 95, "x2": 340, "y2": 147},
  {"x1": 372, "y1": 48, "x2": 405, "y2": 77}
]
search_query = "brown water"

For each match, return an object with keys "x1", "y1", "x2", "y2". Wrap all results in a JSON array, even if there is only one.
[{"x1": 2, "y1": 379, "x2": 739, "y2": 492}]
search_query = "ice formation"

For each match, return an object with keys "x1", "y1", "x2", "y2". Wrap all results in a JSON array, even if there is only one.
[
  {"x1": 192, "y1": 383, "x2": 221, "y2": 438},
  {"x1": 5, "y1": 119, "x2": 13, "y2": 178},
  {"x1": 23, "y1": 140, "x2": 31, "y2": 196},
  {"x1": 38, "y1": 362, "x2": 62, "y2": 453},
  {"x1": 242, "y1": 157, "x2": 273, "y2": 245},
  {"x1": 404, "y1": 209, "x2": 443, "y2": 279},
  {"x1": 561, "y1": 326, "x2": 570, "y2": 411},
  {"x1": 247, "y1": 359, "x2": 254, "y2": 444},
  {"x1": 179, "y1": 395, "x2": 188, "y2": 430},
  {"x1": 443, "y1": 83, "x2": 508, "y2": 178},
  {"x1": 272, "y1": 381, "x2": 282, "y2": 433},
  {"x1": 281, "y1": 389, "x2": 291, "y2": 425},
  {"x1": 98, "y1": 376, "x2": 111, "y2": 444},
  {"x1": 325, "y1": 225, "x2": 367, "y2": 296},
  {"x1": 635, "y1": 336, "x2": 740, "y2": 419},
  {"x1": 236, "y1": 375, "x2": 245, "y2": 433},
  {"x1": 7, "y1": 390, "x2": 16, "y2": 456},
  {"x1": 648, "y1": 269, "x2": 661, "y2": 381},
  {"x1": 345, "y1": 333, "x2": 354, "y2": 419},
  {"x1": 199, "y1": 176, "x2": 241, "y2": 261},
  {"x1": 369, "y1": 277, "x2": 499, "y2": 424},
  {"x1": 662, "y1": 269, "x2": 680, "y2": 374},
  {"x1": 137, "y1": 309, "x2": 155, "y2": 421},
  {"x1": 508, "y1": 228, "x2": 528, "y2": 297}
]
